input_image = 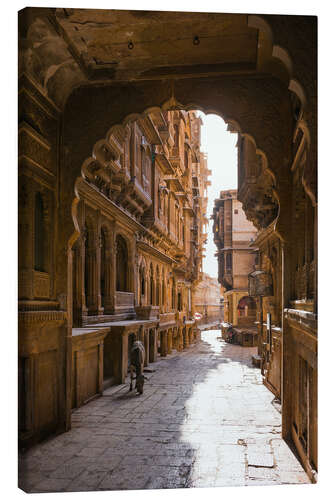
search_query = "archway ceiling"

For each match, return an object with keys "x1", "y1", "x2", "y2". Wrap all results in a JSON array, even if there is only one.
[
  {"x1": 56, "y1": 9, "x2": 259, "y2": 81},
  {"x1": 19, "y1": 7, "x2": 316, "y2": 232}
]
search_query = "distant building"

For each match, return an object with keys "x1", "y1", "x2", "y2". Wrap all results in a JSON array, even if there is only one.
[
  {"x1": 212, "y1": 189, "x2": 258, "y2": 327},
  {"x1": 193, "y1": 273, "x2": 222, "y2": 325}
]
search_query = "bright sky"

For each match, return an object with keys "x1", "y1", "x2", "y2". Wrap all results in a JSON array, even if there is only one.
[{"x1": 197, "y1": 112, "x2": 238, "y2": 278}]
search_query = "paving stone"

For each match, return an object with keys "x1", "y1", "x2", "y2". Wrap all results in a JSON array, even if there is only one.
[
  {"x1": 248, "y1": 466, "x2": 279, "y2": 480},
  {"x1": 47, "y1": 463, "x2": 86, "y2": 479},
  {"x1": 279, "y1": 471, "x2": 312, "y2": 484},
  {"x1": 66, "y1": 468, "x2": 110, "y2": 491},
  {"x1": 18, "y1": 330, "x2": 310, "y2": 492},
  {"x1": 18, "y1": 471, "x2": 50, "y2": 492},
  {"x1": 29, "y1": 478, "x2": 73, "y2": 493},
  {"x1": 247, "y1": 452, "x2": 274, "y2": 468},
  {"x1": 75, "y1": 446, "x2": 106, "y2": 458}
]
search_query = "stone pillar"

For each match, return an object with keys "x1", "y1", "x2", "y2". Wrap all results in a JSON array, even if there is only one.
[
  {"x1": 233, "y1": 294, "x2": 238, "y2": 326},
  {"x1": 172, "y1": 328, "x2": 177, "y2": 350},
  {"x1": 313, "y1": 204, "x2": 317, "y2": 314},
  {"x1": 144, "y1": 329, "x2": 149, "y2": 367},
  {"x1": 98, "y1": 341, "x2": 104, "y2": 395},
  {"x1": 167, "y1": 329, "x2": 173, "y2": 354},
  {"x1": 102, "y1": 247, "x2": 113, "y2": 314},
  {"x1": 156, "y1": 280, "x2": 160, "y2": 308},
  {"x1": 85, "y1": 234, "x2": 99, "y2": 315},
  {"x1": 110, "y1": 232, "x2": 117, "y2": 313},
  {"x1": 73, "y1": 236, "x2": 87, "y2": 326},
  {"x1": 160, "y1": 330, "x2": 168, "y2": 357},
  {"x1": 148, "y1": 329, "x2": 155, "y2": 363},
  {"x1": 281, "y1": 240, "x2": 294, "y2": 442},
  {"x1": 183, "y1": 327, "x2": 189, "y2": 348},
  {"x1": 153, "y1": 328, "x2": 158, "y2": 362},
  {"x1": 96, "y1": 232, "x2": 104, "y2": 316},
  {"x1": 177, "y1": 327, "x2": 183, "y2": 351},
  {"x1": 139, "y1": 325, "x2": 144, "y2": 343},
  {"x1": 131, "y1": 238, "x2": 138, "y2": 301}
]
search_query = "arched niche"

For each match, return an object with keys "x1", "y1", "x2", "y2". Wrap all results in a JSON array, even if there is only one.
[
  {"x1": 237, "y1": 296, "x2": 256, "y2": 318},
  {"x1": 116, "y1": 234, "x2": 129, "y2": 292},
  {"x1": 138, "y1": 258, "x2": 147, "y2": 306}
]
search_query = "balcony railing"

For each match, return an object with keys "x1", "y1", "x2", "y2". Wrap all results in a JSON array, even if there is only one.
[
  {"x1": 115, "y1": 291, "x2": 134, "y2": 313},
  {"x1": 159, "y1": 312, "x2": 176, "y2": 327}
]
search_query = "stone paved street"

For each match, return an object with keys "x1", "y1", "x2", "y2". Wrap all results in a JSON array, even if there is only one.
[{"x1": 19, "y1": 330, "x2": 310, "y2": 492}]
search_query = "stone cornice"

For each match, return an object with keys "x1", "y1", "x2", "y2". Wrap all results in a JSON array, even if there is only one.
[
  {"x1": 108, "y1": 319, "x2": 159, "y2": 334},
  {"x1": 72, "y1": 327, "x2": 109, "y2": 346},
  {"x1": 137, "y1": 240, "x2": 177, "y2": 265},
  {"x1": 19, "y1": 301, "x2": 60, "y2": 312},
  {"x1": 18, "y1": 73, "x2": 61, "y2": 118},
  {"x1": 19, "y1": 156, "x2": 56, "y2": 191},
  {"x1": 19, "y1": 310, "x2": 66, "y2": 326},
  {"x1": 284, "y1": 308, "x2": 317, "y2": 337}
]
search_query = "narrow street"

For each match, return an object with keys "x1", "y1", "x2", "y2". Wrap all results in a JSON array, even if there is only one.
[{"x1": 19, "y1": 330, "x2": 310, "y2": 492}]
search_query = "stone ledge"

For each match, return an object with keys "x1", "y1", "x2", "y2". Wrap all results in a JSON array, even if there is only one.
[{"x1": 284, "y1": 308, "x2": 317, "y2": 336}]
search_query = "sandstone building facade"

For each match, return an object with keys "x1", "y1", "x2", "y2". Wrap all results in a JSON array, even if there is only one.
[
  {"x1": 238, "y1": 133, "x2": 317, "y2": 479},
  {"x1": 18, "y1": 8, "x2": 317, "y2": 482},
  {"x1": 19, "y1": 98, "x2": 210, "y2": 447},
  {"x1": 212, "y1": 189, "x2": 258, "y2": 327}
]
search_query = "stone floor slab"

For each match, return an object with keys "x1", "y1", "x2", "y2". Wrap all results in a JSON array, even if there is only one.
[{"x1": 18, "y1": 330, "x2": 310, "y2": 492}]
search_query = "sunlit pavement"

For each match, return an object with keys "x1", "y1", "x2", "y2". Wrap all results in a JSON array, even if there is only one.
[{"x1": 19, "y1": 329, "x2": 310, "y2": 492}]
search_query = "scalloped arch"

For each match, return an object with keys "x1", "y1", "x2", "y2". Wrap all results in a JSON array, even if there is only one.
[
  {"x1": 248, "y1": 14, "x2": 307, "y2": 111},
  {"x1": 70, "y1": 98, "x2": 281, "y2": 251}
]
